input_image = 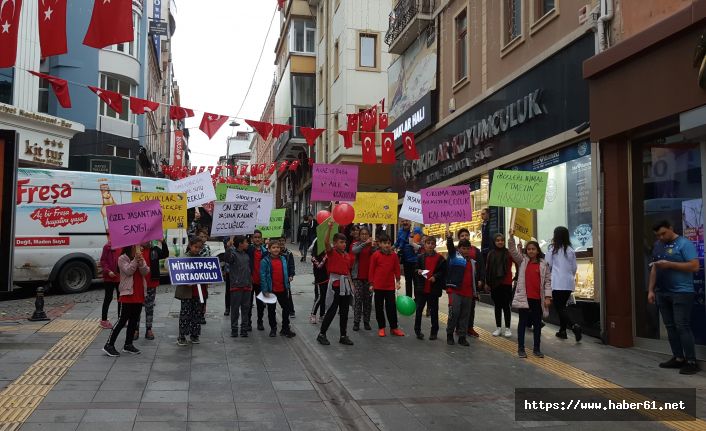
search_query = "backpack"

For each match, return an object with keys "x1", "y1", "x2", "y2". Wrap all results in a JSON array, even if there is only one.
[{"x1": 300, "y1": 225, "x2": 310, "y2": 239}]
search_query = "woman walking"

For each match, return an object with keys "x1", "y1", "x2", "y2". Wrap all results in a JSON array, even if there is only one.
[
  {"x1": 546, "y1": 226, "x2": 581, "y2": 341},
  {"x1": 486, "y1": 233, "x2": 514, "y2": 337},
  {"x1": 99, "y1": 237, "x2": 121, "y2": 329}
]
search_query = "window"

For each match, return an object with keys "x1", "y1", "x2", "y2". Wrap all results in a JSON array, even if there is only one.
[
  {"x1": 0, "y1": 68, "x2": 13, "y2": 105},
  {"x1": 292, "y1": 74, "x2": 315, "y2": 135},
  {"x1": 116, "y1": 147, "x2": 130, "y2": 158},
  {"x1": 455, "y1": 10, "x2": 468, "y2": 82},
  {"x1": 99, "y1": 74, "x2": 135, "y2": 122},
  {"x1": 104, "y1": 145, "x2": 116, "y2": 156},
  {"x1": 534, "y1": 0, "x2": 555, "y2": 20},
  {"x1": 504, "y1": 0, "x2": 522, "y2": 45},
  {"x1": 359, "y1": 33, "x2": 377, "y2": 68},
  {"x1": 111, "y1": 11, "x2": 140, "y2": 57},
  {"x1": 334, "y1": 40, "x2": 340, "y2": 78},
  {"x1": 290, "y1": 20, "x2": 316, "y2": 54}
]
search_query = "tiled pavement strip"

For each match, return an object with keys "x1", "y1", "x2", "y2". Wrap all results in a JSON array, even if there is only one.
[{"x1": 0, "y1": 268, "x2": 704, "y2": 430}]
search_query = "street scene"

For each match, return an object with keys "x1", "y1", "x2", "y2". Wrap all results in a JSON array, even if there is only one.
[{"x1": 1, "y1": 0, "x2": 706, "y2": 431}]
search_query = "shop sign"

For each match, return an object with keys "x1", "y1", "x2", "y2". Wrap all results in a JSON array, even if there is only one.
[
  {"x1": 389, "y1": 92, "x2": 434, "y2": 142},
  {"x1": 90, "y1": 159, "x2": 111, "y2": 174},
  {"x1": 18, "y1": 130, "x2": 69, "y2": 168}
]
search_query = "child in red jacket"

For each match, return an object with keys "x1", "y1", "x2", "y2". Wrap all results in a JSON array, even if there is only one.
[{"x1": 368, "y1": 233, "x2": 403, "y2": 337}]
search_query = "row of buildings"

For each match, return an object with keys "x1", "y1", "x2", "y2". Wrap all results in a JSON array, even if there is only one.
[{"x1": 248, "y1": 0, "x2": 706, "y2": 358}]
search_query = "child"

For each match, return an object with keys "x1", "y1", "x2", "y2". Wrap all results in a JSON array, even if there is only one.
[
  {"x1": 415, "y1": 236, "x2": 446, "y2": 340},
  {"x1": 247, "y1": 230, "x2": 268, "y2": 331},
  {"x1": 368, "y1": 233, "x2": 403, "y2": 337},
  {"x1": 176, "y1": 238, "x2": 206, "y2": 346},
  {"x1": 351, "y1": 227, "x2": 375, "y2": 331},
  {"x1": 278, "y1": 237, "x2": 296, "y2": 319},
  {"x1": 486, "y1": 233, "x2": 514, "y2": 337},
  {"x1": 508, "y1": 230, "x2": 552, "y2": 358},
  {"x1": 446, "y1": 227, "x2": 484, "y2": 338},
  {"x1": 99, "y1": 237, "x2": 121, "y2": 329},
  {"x1": 445, "y1": 239, "x2": 477, "y2": 346},
  {"x1": 102, "y1": 245, "x2": 148, "y2": 357},
  {"x1": 309, "y1": 238, "x2": 328, "y2": 324},
  {"x1": 317, "y1": 223, "x2": 354, "y2": 346},
  {"x1": 138, "y1": 239, "x2": 169, "y2": 341},
  {"x1": 260, "y1": 241, "x2": 296, "y2": 338},
  {"x1": 225, "y1": 236, "x2": 252, "y2": 338}
]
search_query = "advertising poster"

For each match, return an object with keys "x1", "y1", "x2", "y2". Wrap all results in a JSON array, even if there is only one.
[{"x1": 682, "y1": 199, "x2": 706, "y2": 345}]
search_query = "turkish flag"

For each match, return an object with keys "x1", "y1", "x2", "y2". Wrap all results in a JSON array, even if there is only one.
[
  {"x1": 130, "y1": 97, "x2": 159, "y2": 114},
  {"x1": 300, "y1": 127, "x2": 325, "y2": 146},
  {"x1": 89, "y1": 86, "x2": 123, "y2": 114},
  {"x1": 244, "y1": 119, "x2": 273, "y2": 140},
  {"x1": 271, "y1": 123, "x2": 292, "y2": 139},
  {"x1": 402, "y1": 132, "x2": 420, "y2": 160},
  {"x1": 380, "y1": 98, "x2": 385, "y2": 112},
  {"x1": 170, "y1": 106, "x2": 194, "y2": 120},
  {"x1": 29, "y1": 71, "x2": 71, "y2": 108},
  {"x1": 381, "y1": 133, "x2": 395, "y2": 165},
  {"x1": 347, "y1": 113, "x2": 359, "y2": 131},
  {"x1": 0, "y1": 0, "x2": 22, "y2": 68},
  {"x1": 239, "y1": 165, "x2": 248, "y2": 176},
  {"x1": 360, "y1": 132, "x2": 377, "y2": 165},
  {"x1": 378, "y1": 113, "x2": 389, "y2": 130},
  {"x1": 39, "y1": 0, "x2": 67, "y2": 58},
  {"x1": 289, "y1": 160, "x2": 300, "y2": 171},
  {"x1": 278, "y1": 161, "x2": 288, "y2": 172},
  {"x1": 83, "y1": 0, "x2": 133, "y2": 49},
  {"x1": 338, "y1": 130, "x2": 355, "y2": 149},
  {"x1": 199, "y1": 113, "x2": 229, "y2": 139},
  {"x1": 258, "y1": 163, "x2": 267, "y2": 175},
  {"x1": 268, "y1": 162, "x2": 276, "y2": 175},
  {"x1": 361, "y1": 106, "x2": 377, "y2": 132}
]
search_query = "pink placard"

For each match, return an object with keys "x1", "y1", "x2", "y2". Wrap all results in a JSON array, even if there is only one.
[
  {"x1": 421, "y1": 186, "x2": 472, "y2": 224},
  {"x1": 311, "y1": 164, "x2": 358, "y2": 202},
  {"x1": 107, "y1": 200, "x2": 164, "y2": 249}
]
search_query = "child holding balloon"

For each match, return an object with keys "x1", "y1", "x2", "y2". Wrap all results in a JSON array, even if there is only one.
[{"x1": 368, "y1": 233, "x2": 404, "y2": 337}]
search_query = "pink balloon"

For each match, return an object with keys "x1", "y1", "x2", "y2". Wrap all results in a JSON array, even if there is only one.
[
  {"x1": 316, "y1": 210, "x2": 331, "y2": 225},
  {"x1": 333, "y1": 203, "x2": 355, "y2": 226}
]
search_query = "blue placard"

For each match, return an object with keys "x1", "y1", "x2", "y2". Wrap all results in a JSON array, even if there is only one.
[{"x1": 166, "y1": 257, "x2": 223, "y2": 285}]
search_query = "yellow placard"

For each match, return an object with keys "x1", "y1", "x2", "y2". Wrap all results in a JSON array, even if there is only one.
[
  {"x1": 132, "y1": 192, "x2": 187, "y2": 229},
  {"x1": 513, "y1": 208, "x2": 534, "y2": 241},
  {"x1": 352, "y1": 192, "x2": 398, "y2": 224}
]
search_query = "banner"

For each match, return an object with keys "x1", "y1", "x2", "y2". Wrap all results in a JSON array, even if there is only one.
[
  {"x1": 132, "y1": 192, "x2": 187, "y2": 229},
  {"x1": 212, "y1": 201, "x2": 258, "y2": 236},
  {"x1": 353, "y1": 192, "x2": 398, "y2": 224},
  {"x1": 107, "y1": 200, "x2": 164, "y2": 249},
  {"x1": 399, "y1": 191, "x2": 424, "y2": 224},
  {"x1": 168, "y1": 172, "x2": 217, "y2": 209},
  {"x1": 258, "y1": 208, "x2": 286, "y2": 238},
  {"x1": 166, "y1": 257, "x2": 224, "y2": 285},
  {"x1": 215, "y1": 183, "x2": 258, "y2": 201},
  {"x1": 420, "y1": 185, "x2": 472, "y2": 224},
  {"x1": 225, "y1": 189, "x2": 274, "y2": 225},
  {"x1": 489, "y1": 170, "x2": 549, "y2": 210},
  {"x1": 316, "y1": 216, "x2": 339, "y2": 255},
  {"x1": 311, "y1": 164, "x2": 358, "y2": 202},
  {"x1": 173, "y1": 130, "x2": 185, "y2": 168},
  {"x1": 513, "y1": 208, "x2": 534, "y2": 241}
]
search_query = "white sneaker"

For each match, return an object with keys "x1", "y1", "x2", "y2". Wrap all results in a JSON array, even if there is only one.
[
  {"x1": 492, "y1": 327, "x2": 502, "y2": 336},
  {"x1": 504, "y1": 328, "x2": 512, "y2": 337}
]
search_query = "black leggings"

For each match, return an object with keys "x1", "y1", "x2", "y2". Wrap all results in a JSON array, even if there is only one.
[
  {"x1": 101, "y1": 282, "x2": 120, "y2": 321},
  {"x1": 552, "y1": 290, "x2": 574, "y2": 332},
  {"x1": 311, "y1": 282, "x2": 327, "y2": 317},
  {"x1": 108, "y1": 303, "x2": 142, "y2": 347},
  {"x1": 320, "y1": 289, "x2": 351, "y2": 337},
  {"x1": 491, "y1": 284, "x2": 513, "y2": 328},
  {"x1": 224, "y1": 273, "x2": 231, "y2": 310}
]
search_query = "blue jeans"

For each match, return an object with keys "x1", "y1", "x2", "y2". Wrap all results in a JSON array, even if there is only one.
[
  {"x1": 657, "y1": 292, "x2": 696, "y2": 362},
  {"x1": 517, "y1": 299, "x2": 542, "y2": 352}
]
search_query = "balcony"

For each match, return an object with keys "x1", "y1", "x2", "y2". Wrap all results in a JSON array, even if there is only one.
[
  {"x1": 274, "y1": 106, "x2": 314, "y2": 160},
  {"x1": 385, "y1": 0, "x2": 435, "y2": 55}
]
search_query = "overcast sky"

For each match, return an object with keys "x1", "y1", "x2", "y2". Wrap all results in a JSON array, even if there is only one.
[{"x1": 171, "y1": 1, "x2": 279, "y2": 167}]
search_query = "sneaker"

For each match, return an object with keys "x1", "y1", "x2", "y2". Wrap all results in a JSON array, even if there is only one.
[
  {"x1": 659, "y1": 357, "x2": 686, "y2": 369},
  {"x1": 391, "y1": 328, "x2": 405, "y2": 337},
  {"x1": 317, "y1": 333, "x2": 330, "y2": 345},
  {"x1": 416, "y1": 332, "x2": 424, "y2": 340},
  {"x1": 533, "y1": 350, "x2": 544, "y2": 358},
  {"x1": 679, "y1": 362, "x2": 700, "y2": 375},
  {"x1": 269, "y1": 329, "x2": 277, "y2": 337},
  {"x1": 99, "y1": 320, "x2": 113, "y2": 329},
  {"x1": 224, "y1": 309, "x2": 230, "y2": 316},
  {"x1": 200, "y1": 318, "x2": 207, "y2": 325},
  {"x1": 231, "y1": 331, "x2": 239, "y2": 338},
  {"x1": 122, "y1": 344, "x2": 141, "y2": 355},
  {"x1": 447, "y1": 334, "x2": 455, "y2": 345},
  {"x1": 492, "y1": 327, "x2": 502, "y2": 336},
  {"x1": 145, "y1": 329, "x2": 155, "y2": 340},
  {"x1": 257, "y1": 322, "x2": 265, "y2": 331},
  {"x1": 467, "y1": 328, "x2": 480, "y2": 338},
  {"x1": 133, "y1": 330, "x2": 139, "y2": 341},
  {"x1": 504, "y1": 328, "x2": 512, "y2": 338},
  {"x1": 518, "y1": 349, "x2": 527, "y2": 358},
  {"x1": 339, "y1": 336, "x2": 354, "y2": 345},
  {"x1": 378, "y1": 328, "x2": 386, "y2": 337},
  {"x1": 352, "y1": 323, "x2": 360, "y2": 332},
  {"x1": 458, "y1": 337, "x2": 470, "y2": 346},
  {"x1": 309, "y1": 314, "x2": 317, "y2": 324},
  {"x1": 429, "y1": 333, "x2": 437, "y2": 341},
  {"x1": 572, "y1": 324, "x2": 583, "y2": 342},
  {"x1": 190, "y1": 336, "x2": 200, "y2": 344},
  {"x1": 102, "y1": 344, "x2": 120, "y2": 357},
  {"x1": 176, "y1": 337, "x2": 188, "y2": 346},
  {"x1": 240, "y1": 331, "x2": 248, "y2": 338},
  {"x1": 281, "y1": 329, "x2": 296, "y2": 338},
  {"x1": 364, "y1": 322, "x2": 372, "y2": 330},
  {"x1": 290, "y1": 312, "x2": 296, "y2": 319},
  {"x1": 556, "y1": 331, "x2": 568, "y2": 339}
]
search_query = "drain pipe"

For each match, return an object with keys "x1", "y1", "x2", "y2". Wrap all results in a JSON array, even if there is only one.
[{"x1": 598, "y1": 0, "x2": 614, "y2": 52}]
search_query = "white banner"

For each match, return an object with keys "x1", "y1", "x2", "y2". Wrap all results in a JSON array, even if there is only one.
[
  {"x1": 399, "y1": 191, "x2": 424, "y2": 224},
  {"x1": 168, "y1": 172, "x2": 217, "y2": 209},
  {"x1": 211, "y1": 202, "x2": 258, "y2": 236},
  {"x1": 226, "y1": 189, "x2": 274, "y2": 225}
]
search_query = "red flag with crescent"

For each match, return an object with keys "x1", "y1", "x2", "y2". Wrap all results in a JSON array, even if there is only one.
[
  {"x1": 402, "y1": 132, "x2": 419, "y2": 160},
  {"x1": 170, "y1": 106, "x2": 194, "y2": 120},
  {"x1": 83, "y1": 0, "x2": 133, "y2": 49},
  {"x1": 360, "y1": 132, "x2": 377, "y2": 165},
  {"x1": 378, "y1": 113, "x2": 389, "y2": 130},
  {"x1": 89, "y1": 86, "x2": 123, "y2": 114},
  {"x1": 381, "y1": 133, "x2": 395, "y2": 165},
  {"x1": 29, "y1": 71, "x2": 71, "y2": 108},
  {"x1": 130, "y1": 97, "x2": 159, "y2": 114},
  {"x1": 347, "y1": 113, "x2": 359, "y2": 131},
  {"x1": 278, "y1": 161, "x2": 288, "y2": 172},
  {"x1": 39, "y1": 0, "x2": 67, "y2": 58},
  {"x1": 0, "y1": 0, "x2": 22, "y2": 67},
  {"x1": 199, "y1": 113, "x2": 229, "y2": 139}
]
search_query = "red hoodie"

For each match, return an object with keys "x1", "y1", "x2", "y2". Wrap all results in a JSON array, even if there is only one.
[{"x1": 369, "y1": 250, "x2": 401, "y2": 291}]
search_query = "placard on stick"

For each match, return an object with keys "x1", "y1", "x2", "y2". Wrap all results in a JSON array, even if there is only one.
[
  {"x1": 316, "y1": 217, "x2": 339, "y2": 255},
  {"x1": 488, "y1": 170, "x2": 549, "y2": 210},
  {"x1": 353, "y1": 192, "x2": 398, "y2": 224},
  {"x1": 215, "y1": 183, "x2": 258, "y2": 201},
  {"x1": 225, "y1": 189, "x2": 273, "y2": 225},
  {"x1": 107, "y1": 200, "x2": 164, "y2": 249},
  {"x1": 211, "y1": 202, "x2": 258, "y2": 236},
  {"x1": 168, "y1": 172, "x2": 217, "y2": 209},
  {"x1": 258, "y1": 208, "x2": 287, "y2": 238},
  {"x1": 167, "y1": 257, "x2": 224, "y2": 285},
  {"x1": 311, "y1": 164, "x2": 358, "y2": 202},
  {"x1": 420, "y1": 186, "x2": 472, "y2": 224},
  {"x1": 399, "y1": 191, "x2": 424, "y2": 224},
  {"x1": 132, "y1": 192, "x2": 187, "y2": 229}
]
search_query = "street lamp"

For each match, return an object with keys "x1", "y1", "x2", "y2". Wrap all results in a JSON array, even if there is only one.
[{"x1": 227, "y1": 121, "x2": 240, "y2": 164}]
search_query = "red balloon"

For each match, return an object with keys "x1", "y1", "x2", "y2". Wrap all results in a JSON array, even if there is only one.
[
  {"x1": 316, "y1": 210, "x2": 331, "y2": 225},
  {"x1": 333, "y1": 203, "x2": 355, "y2": 225}
]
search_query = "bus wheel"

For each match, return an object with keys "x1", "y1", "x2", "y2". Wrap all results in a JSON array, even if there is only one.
[{"x1": 56, "y1": 261, "x2": 92, "y2": 294}]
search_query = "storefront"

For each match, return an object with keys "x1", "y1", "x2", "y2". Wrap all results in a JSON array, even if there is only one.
[
  {"x1": 395, "y1": 33, "x2": 600, "y2": 335},
  {"x1": 584, "y1": 5, "x2": 706, "y2": 355}
]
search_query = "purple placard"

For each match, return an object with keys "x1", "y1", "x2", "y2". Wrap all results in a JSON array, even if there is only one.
[
  {"x1": 421, "y1": 185, "x2": 472, "y2": 224},
  {"x1": 311, "y1": 164, "x2": 359, "y2": 202},
  {"x1": 107, "y1": 200, "x2": 164, "y2": 249}
]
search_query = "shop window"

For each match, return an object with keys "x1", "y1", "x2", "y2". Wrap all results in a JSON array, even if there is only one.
[
  {"x1": 503, "y1": 0, "x2": 522, "y2": 46},
  {"x1": 455, "y1": 10, "x2": 468, "y2": 83},
  {"x1": 0, "y1": 68, "x2": 13, "y2": 105},
  {"x1": 358, "y1": 33, "x2": 378, "y2": 69},
  {"x1": 99, "y1": 74, "x2": 134, "y2": 122}
]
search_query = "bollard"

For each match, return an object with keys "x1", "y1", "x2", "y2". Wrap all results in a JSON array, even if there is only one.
[{"x1": 28, "y1": 283, "x2": 51, "y2": 322}]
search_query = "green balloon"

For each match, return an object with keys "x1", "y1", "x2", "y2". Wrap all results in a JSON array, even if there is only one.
[{"x1": 396, "y1": 295, "x2": 416, "y2": 316}]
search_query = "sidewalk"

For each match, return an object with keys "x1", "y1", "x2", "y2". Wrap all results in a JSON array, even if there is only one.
[{"x1": 0, "y1": 273, "x2": 703, "y2": 431}]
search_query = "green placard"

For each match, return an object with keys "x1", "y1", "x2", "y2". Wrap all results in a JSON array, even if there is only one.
[
  {"x1": 316, "y1": 217, "x2": 339, "y2": 255},
  {"x1": 488, "y1": 170, "x2": 549, "y2": 209},
  {"x1": 215, "y1": 183, "x2": 258, "y2": 201},
  {"x1": 257, "y1": 208, "x2": 286, "y2": 238}
]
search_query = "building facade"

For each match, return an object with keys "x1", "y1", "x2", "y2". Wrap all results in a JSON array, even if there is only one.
[{"x1": 584, "y1": 0, "x2": 706, "y2": 358}]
